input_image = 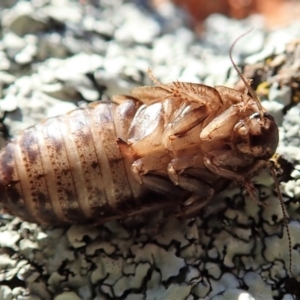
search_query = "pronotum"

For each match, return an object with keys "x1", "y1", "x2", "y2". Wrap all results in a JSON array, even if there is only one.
[{"x1": 0, "y1": 31, "x2": 293, "y2": 274}]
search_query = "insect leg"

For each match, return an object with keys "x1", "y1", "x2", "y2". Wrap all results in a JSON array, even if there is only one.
[
  {"x1": 203, "y1": 154, "x2": 265, "y2": 205},
  {"x1": 167, "y1": 155, "x2": 203, "y2": 183},
  {"x1": 164, "y1": 106, "x2": 207, "y2": 138},
  {"x1": 151, "y1": 193, "x2": 212, "y2": 234},
  {"x1": 203, "y1": 154, "x2": 245, "y2": 182},
  {"x1": 243, "y1": 160, "x2": 268, "y2": 178},
  {"x1": 131, "y1": 154, "x2": 170, "y2": 183},
  {"x1": 172, "y1": 175, "x2": 214, "y2": 197},
  {"x1": 200, "y1": 105, "x2": 242, "y2": 141},
  {"x1": 215, "y1": 85, "x2": 251, "y2": 106},
  {"x1": 162, "y1": 106, "x2": 207, "y2": 152},
  {"x1": 142, "y1": 174, "x2": 186, "y2": 199},
  {"x1": 179, "y1": 194, "x2": 211, "y2": 218},
  {"x1": 131, "y1": 157, "x2": 186, "y2": 199},
  {"x1": 131, "y1": 152, "x2": 214, "y2": 199}
]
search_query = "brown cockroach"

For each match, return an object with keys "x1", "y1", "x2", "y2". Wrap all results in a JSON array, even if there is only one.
[
  {"x1": 0, "y1": 31, "x2": 289, "y2": 237},
  {"x1": 0, "y1": 34, "x2": 280, "y2": 225}
]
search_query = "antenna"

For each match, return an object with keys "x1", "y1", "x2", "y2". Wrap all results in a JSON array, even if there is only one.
[
  {"x1": 229, "y1": 28, "x2": 264, "y2": 117},
  {"x1": 269, "y1": 163, "x2": 293, "y2": 277},
  {"x1": 231, "y1": 29, "x2": 293, "y2": 277}
]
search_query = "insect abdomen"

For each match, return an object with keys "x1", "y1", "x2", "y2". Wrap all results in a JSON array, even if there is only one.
[{"x1": 0, "y1": 101, "x2": 142, "y2": 224}]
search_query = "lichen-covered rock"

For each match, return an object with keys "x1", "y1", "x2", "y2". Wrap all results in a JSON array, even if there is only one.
[{"x1": 0, "y1": 0, "x2": 300, "y2": 300}]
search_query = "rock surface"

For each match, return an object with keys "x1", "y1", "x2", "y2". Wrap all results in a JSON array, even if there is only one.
[{"x1": 0, "y1": 1, "x2": 300, "y2": 299}]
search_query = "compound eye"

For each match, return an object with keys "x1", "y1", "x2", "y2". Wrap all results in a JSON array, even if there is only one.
[
  {"x1": 263, "y1": 112, "x2": 275, "y2": 121},
  {"x1": 250, "y1": 112, "x2": 260, "y2": 119}
]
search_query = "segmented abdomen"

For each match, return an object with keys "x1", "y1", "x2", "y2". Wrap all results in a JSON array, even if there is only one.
[{"x1": 0, "y1": 101, "x2": 143, "y2": 224}]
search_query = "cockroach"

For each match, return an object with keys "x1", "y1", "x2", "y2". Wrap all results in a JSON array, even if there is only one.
[{"x1": 0, "y1": 30, "x2": 292, "y2": 273}]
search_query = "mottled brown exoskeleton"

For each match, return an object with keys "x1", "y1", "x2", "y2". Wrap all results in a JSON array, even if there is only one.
[{"x1": 0, "y1": 34, "x2": 280, "y2": 226}]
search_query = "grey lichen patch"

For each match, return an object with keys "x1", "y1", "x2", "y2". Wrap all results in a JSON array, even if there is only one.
[
  {"x1": 2, "y1": 1, "x2": 48, "y2": 36},
  {"x1": 1, "y1": 258, "x2": 30, "y2": 285},
  {"x1": 48, "y1": 273, "x2": 66, "y2": 291},
  {"x1": 85, "y1": 241, "x2": 116, "y2": 256},
  {"x1": 180, "y1": 242, "x2": 203, "y2": 262},
  {"x1": 91, "y1": 252, "x2": 124, "y2": 285},
  {"x1": 67, "y1": 225, "x2": 100, "y2": 248},
  {"x1": 124, "y1": 294, "x2": 145, "y2": 300},
  {"x1": 209, "y1": 273, "x2": 240, "y2": 298},
  {"x1": 242, "y1": 195, "x2": 262, "y2": 224},
  {"x1": 146, "y1": 270, "x2": 166, "y2": 299},
  {"x1": 205, "y1": 262, "x2": 222, "y2": 279},
  {"x1": 191, "y1": 276, "x2": 211, "y2": 298},
  {"x1": 244, "y1": 272, "x2": 273, "y2": 300},
  {"x1": 0, "y1": 286, "x2": 12, "y2": 300},
  {"x1": 213, "y1": 230, "x2": 254, "y2": 268},
  {"x1": 27, "y1": 279, "x2": 52, "y2": 300},
  {"x1": 264, "y1": 220, "x2": 300, "y2": 276},
  {"x1": 211, "y1": 288, "x2": 255, "y2": 300},
  {"x1": 54, "y1": 291, "x2": 81, "y2": 300},
  {"x1": 132, "y1": 243, "x2": 186, "y2": 281},
  {"x1": 153, "y1": 218, "x2": 191, "y2": 247},
  {"x1": 227, "y1": 227, "x2": 252, "y2": 242},
  {"x1": 155, "y1": 284, "x2": 192, "y2": 300},
  {"x1": 11, "y1": 287, "x2": 29, "y2": 299},
  {"x1": 102, "y1": 221, "x2": 133, "y2": 239},
  {"x1": 261, "y1": 195, "x2": 286, "y2": 225},
  {"x1": 18, "y1": 238, "x2": 39, "y2": 259},
  {"x1": 220, "y1": 192, "x2": 261, "y2": 226},
  {"x1": 32, "y1": 232, "x2": 75, "y2": 275},
  {"x1": 0, "y1": 230, "x2": 20, "y2": 250},
  {"x1": 269, "y1": 260, "x2": 289, "y2": 281},
  {"x1": 241, "y1": 236, "x2": 266, "y2": 271},
  {"x1": 282, "y1": 295, "x2": 296, "y2": 300},
  {"x1": 283, "y1": 179, "x2": 300, "y2": 199},
  {"x1": 55, "y1": 253, "x2": 92, "y2": 290},
  {"x1": 113, "y1": 262, "x2": 151, "y2": 297},
  {"x1": 207, "y1": 247, "x2": 219, "y2": 260}
]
